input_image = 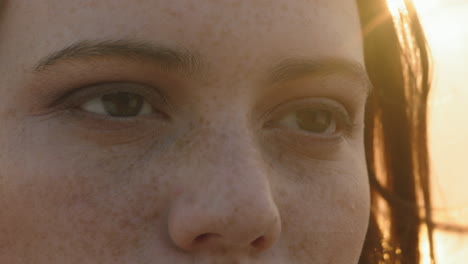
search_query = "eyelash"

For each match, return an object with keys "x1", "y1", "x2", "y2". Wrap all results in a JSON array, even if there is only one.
[
  {"x1": 263, "y1": 97, "x2": 357, "y2": 139},
  {"x1": 50, "y1": 82, "x2": 170, "y2": 119},
  {"x1": 46, "y1": 81, "x2": 356, "y2": 141}
]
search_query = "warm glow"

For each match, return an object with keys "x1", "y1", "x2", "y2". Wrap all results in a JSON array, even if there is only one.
[
  {"x1": 385, "y1": 0, "x2": 468, "y2": 263},
  {"x1": 386, "y1": 0, "x2": 407, "y2": 17},
  {"x1": 386, "y1": 0, "x2": 441, "y2": 17},
  {"x1": 413, "y1": 0, "x2": 441, "y2": 15},
  {"x1": 414, "y1": 0, "x2": 468, "y2": 263}
]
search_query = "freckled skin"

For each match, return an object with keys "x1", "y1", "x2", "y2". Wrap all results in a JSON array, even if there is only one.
[{"x1": 0, "y1": 0, "x2": 369, "y2": 263}]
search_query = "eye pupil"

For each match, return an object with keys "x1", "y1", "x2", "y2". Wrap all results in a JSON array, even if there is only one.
[
  {"x1": 101, "y1": 92, "x2": 144, "y2": 117},
  {"x1": 296, "y1": 109, "x2": 332, "y2": 133}
]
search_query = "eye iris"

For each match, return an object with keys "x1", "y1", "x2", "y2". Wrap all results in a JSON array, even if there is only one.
[
  {"x1": 296, "y1": 109, "x2": 333, "y2": 133},
  {"x1": 101, "y1": 92, "x2": 144, "y2": 117}
]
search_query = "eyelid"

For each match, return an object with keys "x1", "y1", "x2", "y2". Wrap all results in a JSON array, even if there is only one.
[
  {"x1": 263, "y1": 97, "x2": 355, "y2": 137},
  {"x1": 49, "y1": 81, "x2": 170, "y2": 110}
]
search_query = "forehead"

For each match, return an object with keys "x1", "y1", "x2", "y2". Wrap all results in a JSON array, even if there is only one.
[{"x1": 0, "y1": 0, "x2": 363, "y2": 73}]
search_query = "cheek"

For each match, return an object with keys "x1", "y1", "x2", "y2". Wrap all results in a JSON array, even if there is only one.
[
  {"x1": 0, "y1": 120, "x2": 174, "y2": 259},
  {"x1": 272, "y1": 154, "x2": 370, "y2": 262}
]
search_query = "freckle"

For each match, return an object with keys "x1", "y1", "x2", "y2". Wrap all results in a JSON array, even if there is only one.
[
  {"x1": 118, "y1": 219, "x2": 132, "y2": 230},
  {"x1": 167, "y1": 10, "x2": 180, "y2": 19},
  {"x1": 202, "y1": 28, "x2": 214, "y2": 38},
  {"x1": 197, "y1": 117, "x2": 204, "y2": 125},
  {"x1": 142, "y1": 210, "x2": 160, "y2": 223},
  {"x1": 228, "y1": 0, "x2": 242, "y2": 8},
  {"x1": 278, "y1": 189, "x2": 288, "y2": 199},
  {"x1": 201, "y1": 117, "x2": 210, "y2": 126},
  {"x1": 188, "y1": 2, "x2": 196, "y2": 11},
  {"x1": 211, "y1": 40, "x2": 222, "y2": 47},
  {"x1": 188, "y1": 121, "x2": 195, "y2": 130},
  {"x1": 84, "y1": 1, "x2": 98, "y2": 9}
]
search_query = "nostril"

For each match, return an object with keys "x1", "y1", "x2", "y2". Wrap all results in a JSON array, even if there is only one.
[
  {"x1": 194, "y1": 233, "x2": 220, "y2": 244},
  {"x1": 250, "y1": 236, "x2": 267, "y2": 249},
  {"x1": 194, "y1": 233, "x2": 210, "y2": 243}
]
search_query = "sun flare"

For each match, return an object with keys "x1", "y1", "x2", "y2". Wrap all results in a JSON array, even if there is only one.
[
  {"x1": 413, "y1": 0, "x2": 442, "y2": 15},
  {"x1": 387, "y1": 0, "x2": 441, "y2": 17},
  {"x1": 386, "y1": 0, "x2": 407, "y2": 17}
]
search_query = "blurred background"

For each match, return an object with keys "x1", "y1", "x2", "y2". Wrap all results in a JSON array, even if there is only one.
[{"x1": 396, "y1": 0, "x2": 468, "y2": 262}]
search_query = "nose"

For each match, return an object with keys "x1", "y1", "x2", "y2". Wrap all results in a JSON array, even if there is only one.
[{"x1": 167, "y1": 137, "x2": 281, "y2": 254}]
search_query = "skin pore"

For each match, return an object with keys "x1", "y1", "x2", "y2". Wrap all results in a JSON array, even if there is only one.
[{"x1": 0, "y1": 0, "x2": 370, "y2": 263}]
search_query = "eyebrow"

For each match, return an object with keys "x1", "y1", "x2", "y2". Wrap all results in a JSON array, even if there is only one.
[
  {"x1": 267, "y1": 57, "x2": 372, "y2": 95},
  {"x1": 33, "y1": 39, "x2": 205, "y2": 75},
  {"x1": 34, "y1": 39, "x2": 371, "y2": 95}
]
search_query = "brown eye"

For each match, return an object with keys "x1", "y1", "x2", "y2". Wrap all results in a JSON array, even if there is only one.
[
  {"x1": 296, "y1": 109, "x2": 334, "y2": 133},
  {"x1": 81, "y1": 92, "x2": 153, "y2": 117},
  {"x1": 278, "y1": 108, "x2": 337, "y2": 135}
]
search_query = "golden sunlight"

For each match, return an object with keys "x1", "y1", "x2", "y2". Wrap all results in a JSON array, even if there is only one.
[
  {"x1": 386, "y1": 0, "x2": 407, "y2": 17},
  {"x1": 386, "y1": 0, "x2": 468, "y2": 263},
  {"x1": 412, "y1": 0, "x2": 468, "y2": 263},
  {"x1": 412, "y1": 0, "x2": 441, "y2": 15},
  {"x1": 387, "y1": 0, "x2": 440, "y2": 17}
]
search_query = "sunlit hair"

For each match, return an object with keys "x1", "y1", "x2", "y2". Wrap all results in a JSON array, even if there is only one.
[
  {"x1": 357, "y1": 0, "x2": 433, "y2": 263},
  {"x1": 387, "y1": 0, "x2": 409, "y2": 17}
]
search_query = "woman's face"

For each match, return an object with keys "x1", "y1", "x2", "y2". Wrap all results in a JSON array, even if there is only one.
[{"x1": 0, "y1": 0, "x2": 370, "y2": 263}]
